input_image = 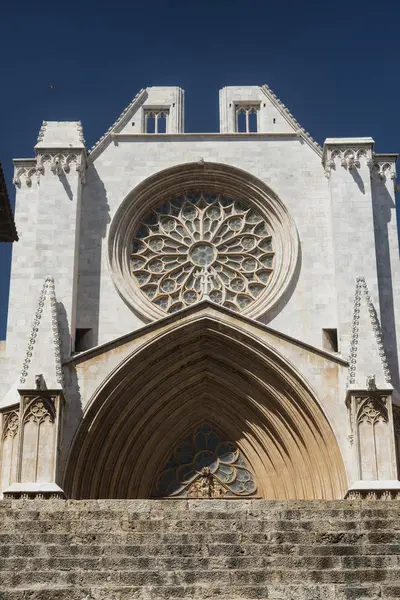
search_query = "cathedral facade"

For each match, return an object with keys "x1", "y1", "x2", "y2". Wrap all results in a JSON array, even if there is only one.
[{"x1": 1, "y1": 85, "x2": 399, "y2": 501}]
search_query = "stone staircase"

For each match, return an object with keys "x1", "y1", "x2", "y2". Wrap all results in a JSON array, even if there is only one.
[{"x1": 0, "y1": 499, "x2": 399, "y2": 599}]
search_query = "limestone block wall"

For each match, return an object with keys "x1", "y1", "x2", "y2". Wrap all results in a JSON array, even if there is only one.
[{"x1": 78, "y1": 136, "x2": 336, "y2": 350}]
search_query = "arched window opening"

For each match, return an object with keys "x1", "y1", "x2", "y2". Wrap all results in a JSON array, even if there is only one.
[
  {"x1": 248, "y1": 108, "x2": 258, "y2": 132},
  {"x1": 152, "y1": 422, "x2": 258, "y2": 498},
  {"x1": 145, "y1": 109, "x2": 169, "y2": 134},
  {"x1": 235, "y1": 105, "x2": 259, "y2": 133},
  {"x1": 237, "y1": 108, "x2": 247, "y2": 133},
  {"x1": 157, "y1": 112, "x2": 167, "y2": 133},
  {"x1": 146, "y1": 112, "x2": 156, "y2": 134}
]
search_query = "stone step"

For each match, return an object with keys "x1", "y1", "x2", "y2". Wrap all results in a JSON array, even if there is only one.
[
  {"x1": 0, "y1": 500, "x2": 399, "y2": 599},
  {"x1": 2, "y1": 531, "x2": 400, "y2": 547},
  {"x1": 1, "y1": 568, "x2": 400, "y2": 587},
  {"x1": 1, "y1": 498, "x2": 398, "y2": 514},
  {"x1": 2, "y1": 542, "x2": 400, "y2": 558},
  {"x1": 0, "y1": 583, "x2": 397, "y2": 600},
  {"x1": 4, "y1": 518, "x2": 399, "y2": 533},
  {"x1": 0, "y1": 554, "x2": 399, "y2": 571}
]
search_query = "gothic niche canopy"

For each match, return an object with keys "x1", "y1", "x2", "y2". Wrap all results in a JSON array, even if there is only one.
[
  {"x1": 130, "y1": 191, "x2": 274, "y2": 314},
  {"x1": 152, "y1": 423, "x2": 258, "y2": 498}
]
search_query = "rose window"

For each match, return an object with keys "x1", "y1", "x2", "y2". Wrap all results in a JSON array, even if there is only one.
[{"x1": 130, "y1": 191, "x2": 274, "y2": 314}]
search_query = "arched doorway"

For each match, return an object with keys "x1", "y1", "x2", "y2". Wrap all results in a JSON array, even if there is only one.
[{"x1": 64, "y1": 315, "x2": 347, "y2": 499}]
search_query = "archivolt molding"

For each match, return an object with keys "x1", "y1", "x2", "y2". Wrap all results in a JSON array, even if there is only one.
[
  {"x1": 108, "y1": 162, "x2": 299, "y2": 321},
  {"x1": 64, "y1": 315, "x2": 347, "y2": 500}
]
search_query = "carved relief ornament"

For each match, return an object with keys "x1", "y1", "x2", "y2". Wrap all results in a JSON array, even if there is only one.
[
  {"x1": 13, "y1": 152, "x2": 86, "y2": 186},
  {"x1": 23, "y1": 398, "x2": 55, "y2": 425},
  {"x1": 356, "y1": 395, "x2": 388, "y2": 426},
  {"x1": 323, "y1": 146, "x2": 372, "y2": 178},
  {"x1": 2, "y1": 411, "x2": 19, "y2": 440},
  {"x1": 368, "y1": 157, "x2": 397, "y2": 182}
]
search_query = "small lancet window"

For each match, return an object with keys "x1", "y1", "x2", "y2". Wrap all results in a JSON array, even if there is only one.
[
  {"x1": 248, "y1": 108, "x2": 258, "y2": 132},
  {"x1": 235, "y1": 105, "x2": 259, "y2": 133},
  {"x1": 145, "y1": 109, "x2": 169, "y2": 134},
  {"x1": 157, "y1": 112, "x2": 167, "y2": 133},
  {"x1": 146, "y1": 112, "x2": 156, "y2": 134},
  {"x1": 237, "y1": 108, "x2": 247, "y2": 133}
]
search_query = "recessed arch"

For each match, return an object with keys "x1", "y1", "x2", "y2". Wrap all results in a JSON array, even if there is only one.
[{"x1": 64, "y1": 314, "x2": 347, "y2": 499}]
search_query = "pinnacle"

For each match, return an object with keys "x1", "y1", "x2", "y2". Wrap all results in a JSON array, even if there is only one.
[
  {"x1": 19, "y1": 277, "x2": 63, "y2": 390},
  {"x1": 347, "y1": 277, "x2": 391, "y2": 389}
]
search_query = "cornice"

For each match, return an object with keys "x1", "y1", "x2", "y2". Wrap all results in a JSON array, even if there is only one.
[
  {"x1": 12, "y1": 158, "x2": 38, "y2": 187},
  {"x1": 108, "y1": 132, "x2": 302, "y2": 141},
  {"x1": 369, "y1": 153, "x2": 397, "y2": 181},
  {"x1": 14, "y1": 151, "x2": 87, "y2": 186},
  {"x1": 261, "y1": 84, "x2": 323, "y2": 157},
  {"x1": 88, "y1": 88, "x2": 147, "y2": 160},
  {"x1": 322, "y1": 138, "x2": 375, "y2": 178},
  {"x1": 322, "y1": 140, "x2": 397, "y2": 181}
]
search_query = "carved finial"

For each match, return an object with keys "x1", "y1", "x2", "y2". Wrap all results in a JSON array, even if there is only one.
[
  {"x1": 198, "y1": 158, "x2": 205, "y2": 165},
  {"x1": 366, "y1": 374, "x2": 377, "y2": 391}
]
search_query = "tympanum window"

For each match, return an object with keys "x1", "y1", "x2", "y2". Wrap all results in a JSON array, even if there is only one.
[{"x1": 153, "y1": 423, "x2": 257, "y2": 498}]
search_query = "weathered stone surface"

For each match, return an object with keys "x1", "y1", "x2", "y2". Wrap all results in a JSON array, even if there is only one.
[{"x1": 0, "y1": 499, "x2": 399, "y2": 598}]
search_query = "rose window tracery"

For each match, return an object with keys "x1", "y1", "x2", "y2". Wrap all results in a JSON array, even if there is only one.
[
  {"x1": 130, "y1": 191, "x2": 274, "y2": 314},
  {"x1": 153, "y1": 423, "x2": 258, "y2": 498}
]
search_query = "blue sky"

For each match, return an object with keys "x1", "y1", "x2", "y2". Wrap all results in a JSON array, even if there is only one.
[{"x1": 1, "y1": 0, "x2": 399, "y2": 338}]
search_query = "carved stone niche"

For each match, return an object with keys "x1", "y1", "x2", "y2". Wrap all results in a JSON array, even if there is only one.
[
  {"x1": 345, "y1": 389, "x2": 400, "y2": 499},
  {"x1": 2, "y1": 391, "x2": 65, "y2": 499},
  {"x1": 0, "y1": 408, "x2": 20, "y2": 494}
]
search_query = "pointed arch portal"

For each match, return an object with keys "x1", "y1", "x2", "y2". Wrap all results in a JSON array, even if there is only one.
[{"x1": 64, "y1": 315, "x2": 347, "y2": 499}]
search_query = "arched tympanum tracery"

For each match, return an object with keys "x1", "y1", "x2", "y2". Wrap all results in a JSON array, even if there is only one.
[
  {"x1": 64, "y1": 314, "x2": 347, "y2": 500},
  {"x1": 153, "y1": 422, "x2": 258, "y2": 498},
  {"x1": 108, "y1": 162, "x2": 299, "y2": 321}
]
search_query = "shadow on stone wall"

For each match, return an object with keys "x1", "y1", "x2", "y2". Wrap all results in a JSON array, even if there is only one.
[
  {"x1": 57, "y1": 300, "x2": 83, "y2": 487},
  {"x1": 76, "y1": 165, "x2": 110, "y2": 347},
  {"x1": 260, "y1": 234, "x2": 302, "y2": 326},
  {"x1": 371, "y1": 178, "x2": 399, "y2": 394}
]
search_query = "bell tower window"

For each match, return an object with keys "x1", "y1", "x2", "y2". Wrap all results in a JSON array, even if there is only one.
[
  {"x1": 235, "y1": 105, "x2": 259, "y2": 133},
  {"x1": 145, "y1": 109, "x2": 169, "y2": 134}
]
